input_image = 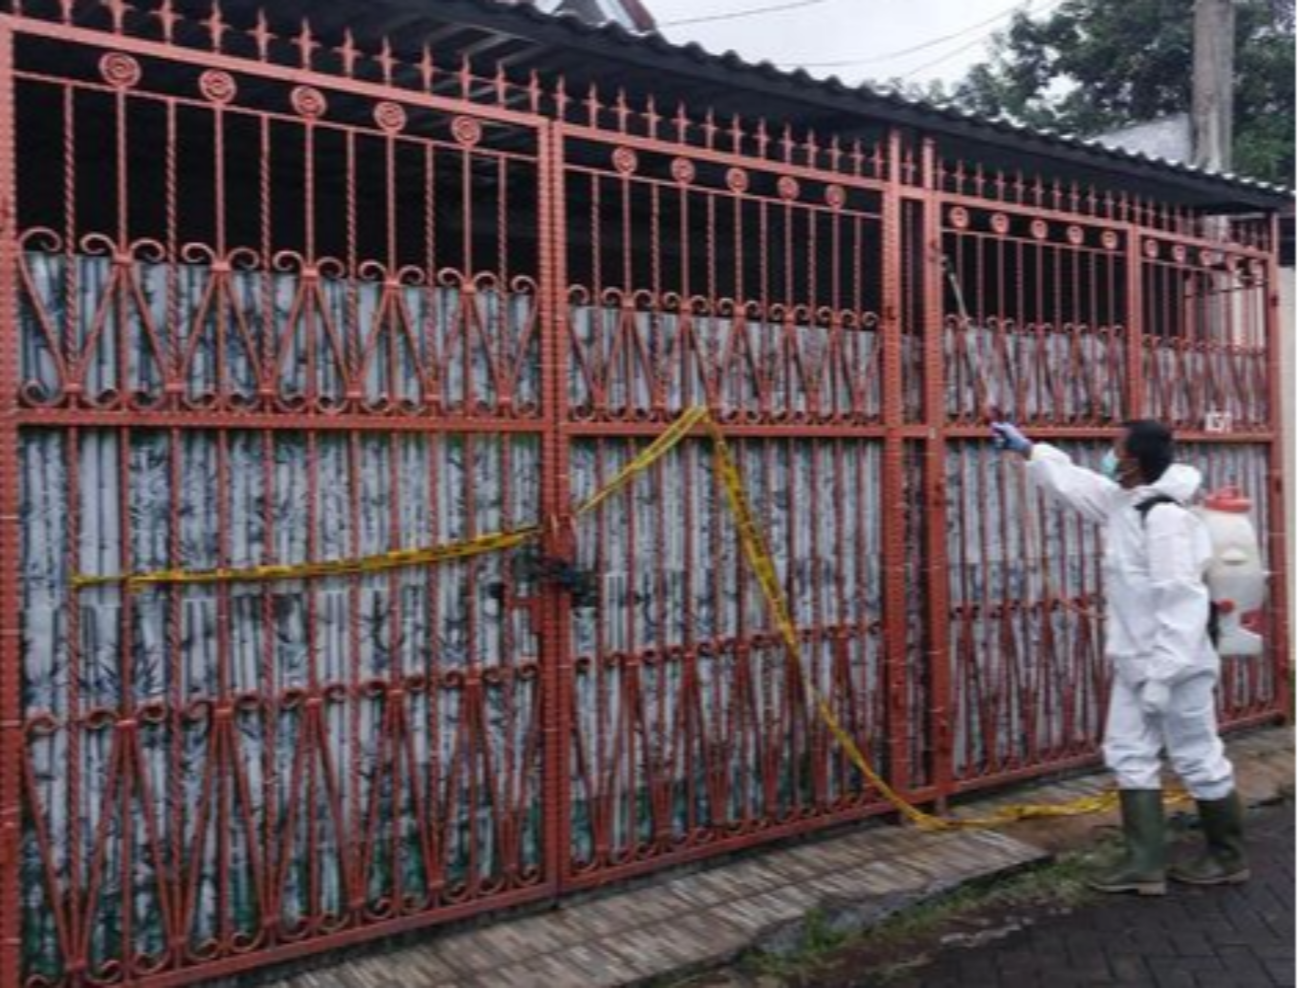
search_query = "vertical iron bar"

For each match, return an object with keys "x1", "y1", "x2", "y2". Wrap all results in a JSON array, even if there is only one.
[
  {"x1": 61, "y1": 72, "x2": 86, "y2": 971},
  {"x1": 919, "y1": 140, "x2": 953, "y2": 803},
  {"x1": 0, "y1": 21, "x2": 19, "y2": 988},
  {"x1": 425, "y1": 432, "x2": 443, "y2": 899},
  {"x1": 343, "y1": 123, "x2": 363, "y2": 921},
  {"x1": 163, "y1": 90, "x2": 185, "y2": 962},
  {"x1": 215, "y1": 431, "x2": 233, "y2": 947},
  {"x1": 112, "y1": 49, "x2": 138, "y2": 973},
  {"x1": 880, "y1": 130, "x2": 909, "y2": 795},
  {"x1": 257, "y1": 108, "x2": 279, "y2": 943}
]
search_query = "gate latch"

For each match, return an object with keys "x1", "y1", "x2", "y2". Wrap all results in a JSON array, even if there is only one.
[{"x1": 486, "y1": 544, "x2": 599, "y2": 608}]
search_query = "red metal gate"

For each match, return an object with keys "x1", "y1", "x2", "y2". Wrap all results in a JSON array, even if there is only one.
[
  {"x1": 0, "y1": 3, "x2": 1289, "y2": 986},
  {"x1": 554, "y1": 112, "x2": 906, "y2": 882},
  {"x1": 3, "y1": 8, "x2": 568, "y2": 985}
]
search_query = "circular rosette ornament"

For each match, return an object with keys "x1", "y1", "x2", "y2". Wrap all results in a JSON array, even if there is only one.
[
  {"x1": 291, "y1": 86, "x2": 328, "y2": 120},
  {"x1": 611, "y1": 147, "x2": 638, "y2": 175},
  {"x1": 451, "y1": 116, "x2": 483, "y2": 147},
  {"x1": 373, "y1": 101, "x2": 408, "y2": 134},
  {"x1": 725, "y1": 167, "x2": 749, "y2": 193},
  {"x1": 670, "y1": 157, "x2": 696, "y2": 185},
  {"x1": 199, "y1": 70, "x2": 237, "y2": 105},
  {"x1": 99, "y1": 52, "x2": 142, "y2": 90}
]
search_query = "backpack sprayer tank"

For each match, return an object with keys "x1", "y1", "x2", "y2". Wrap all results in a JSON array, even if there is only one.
[{"x1": 1194, "y1": 487, "x2": 1268, "y2": 657}]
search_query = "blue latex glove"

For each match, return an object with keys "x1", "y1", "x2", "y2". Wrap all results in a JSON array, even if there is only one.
[
  {"x1": 1140, "y1": 679, "x2": 1172, "y2": 718},
  {"x1": 991, "y1": 422, "x2": 1032, "y2": 455}
]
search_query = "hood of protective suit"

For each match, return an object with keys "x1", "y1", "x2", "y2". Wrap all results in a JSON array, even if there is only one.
[{"x1": 1138, "y1": 464, "x2": 1203, "y2": 504}]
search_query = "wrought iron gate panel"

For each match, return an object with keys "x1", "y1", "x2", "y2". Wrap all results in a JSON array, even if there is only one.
[
  {"x1": 944, "y1": 439, "x2": 1110, "y2": 785},
  {"x1": 930, "y1": 154, "x2": 1288, "y2": 793},
  {"x1": 557, "y1": 126, "x2": 890, "y2": 427},
  {"x1": 6, "y1": 12, "x2": 559, "y2": 986},
  {"x1": 940, "y1": 203, "x2": 1130, "y2": 427},
  {"x1": 1138, "y1": 237, "x2": 1271, "y2": 433},
  {"x1": 1134, "y1": 221, "x2": 1285, "y2": 728},
  {"x1": 564, "y1": 435, "x2": 888, "y2": 871},
  {"x1": 553, "y1": 119, "x2": 909, "y2": 879}
]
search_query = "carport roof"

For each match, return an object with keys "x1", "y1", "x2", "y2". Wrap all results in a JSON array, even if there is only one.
[
  {"x1": 396, "y1": 0, "x2": 1292, "y2": 210},
  {"x1": 45, "y1": 0, "x2": 1294, "y2": 210}
]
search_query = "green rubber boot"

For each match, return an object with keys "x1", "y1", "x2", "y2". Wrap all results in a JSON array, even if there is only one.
[
  {"x1": 1170, "y1": 792, "x2": 1250, "y2": 886},
  {"x1": 1087, "y1": 789, "x2": 1167, "y2": 896}
]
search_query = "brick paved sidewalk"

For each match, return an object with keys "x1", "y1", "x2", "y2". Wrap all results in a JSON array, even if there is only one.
[
  {"x1": 885, "y1": 802, "x2": 1295, "y2": 988},
  {"x1": 242, "y1": 727, "x2": 1292, "y2": 988}
]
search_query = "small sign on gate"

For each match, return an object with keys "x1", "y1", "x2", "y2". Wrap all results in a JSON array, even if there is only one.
[{"x1": 1205, "y1": 410, "x2": 1234, "y2": 434}]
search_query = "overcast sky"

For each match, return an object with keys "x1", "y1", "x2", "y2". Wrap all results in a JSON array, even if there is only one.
[{"x1": 645, "y1": 0, "x2": 1058, "y2": 90}]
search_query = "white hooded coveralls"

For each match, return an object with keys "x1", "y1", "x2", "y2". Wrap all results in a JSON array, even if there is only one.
[{"x1": 1026, "y1": 443, "x2": 1235, "y2": 800}]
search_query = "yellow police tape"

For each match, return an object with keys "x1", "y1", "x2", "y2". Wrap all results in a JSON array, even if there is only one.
[
  {"x1": 703, "y1": 418, "x2": 1187, "y2": 829},
  {"x1": 71, "y1": 405, "x2": 1185, "y2": 829},
  {"x1": 70, "y1": 408, "x2": 715, "y2": 593},
  {"x1": 70, "y1": 527, "x2": 543, "y2": 590}
]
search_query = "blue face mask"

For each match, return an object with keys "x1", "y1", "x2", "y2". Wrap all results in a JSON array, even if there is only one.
[{"x1": 1100, "y1": 449, "x2": 1120, "y2": 481}]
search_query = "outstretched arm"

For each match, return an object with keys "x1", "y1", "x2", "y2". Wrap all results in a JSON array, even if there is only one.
[
  {"x1": 991, "y1": 423, "x2": 1118, "y2": 526},
  {"x1": 1024, "y1": 443, "x2": 1121, "y2": 526}
]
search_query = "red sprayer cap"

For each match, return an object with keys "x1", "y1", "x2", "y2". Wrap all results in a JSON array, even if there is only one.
[{"x1": 1203, "y1": 486, "x2": 1252, "y2": 513}]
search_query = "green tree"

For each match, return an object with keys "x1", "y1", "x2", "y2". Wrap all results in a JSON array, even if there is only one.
[{"x1": 949, "y1": 0, "x2": 1295, "y2": 186}]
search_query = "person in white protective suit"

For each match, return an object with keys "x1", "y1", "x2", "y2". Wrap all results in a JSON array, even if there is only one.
[{"x1": 990, "y1": 418, "x2": 1249, "y2": 896}]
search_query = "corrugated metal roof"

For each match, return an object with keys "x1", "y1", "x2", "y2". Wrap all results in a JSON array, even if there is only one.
[
  {"x1": 472, "y1": 0, "x2": 1291, "y2": 203},
  {"x1": 525, "y1": 0, "x2": 655, "y2": 32}
]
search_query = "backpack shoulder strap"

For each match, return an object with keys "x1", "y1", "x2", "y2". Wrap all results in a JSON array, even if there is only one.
[
  {"x1": 1135, "y1": 493, "x2": 1179, "y2": 526},
  {"x1": 1134, "y1": 494, "x2": 1217, "y2": 644}
]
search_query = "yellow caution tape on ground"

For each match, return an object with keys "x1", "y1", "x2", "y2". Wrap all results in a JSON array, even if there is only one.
[{"x1": 71, "y1": 405, "x2": 1184, "y2": 829}]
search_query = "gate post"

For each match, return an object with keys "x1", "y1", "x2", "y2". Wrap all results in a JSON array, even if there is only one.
[
  {"x1": 539, "y1": 119, "x2": 573, "y2": 895},
  {"x1": 880, "y1": 130, "x2": 911, "y2": 794},
  {"x1": 919, "y1": 139, "x2": 954, "y2": 805},
  {"x1": 0, "y1": 19, "x2": 20, "y2": 987}
]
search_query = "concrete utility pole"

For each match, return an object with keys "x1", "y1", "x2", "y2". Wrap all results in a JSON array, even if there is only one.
[{"x1": 1191, "y1": 0, "x2": 1236, "y2": 171}]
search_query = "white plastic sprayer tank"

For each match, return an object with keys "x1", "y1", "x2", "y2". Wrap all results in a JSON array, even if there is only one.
[{"x1": 1195, "y1": 486, "x2": 1268, "y2": 657}]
